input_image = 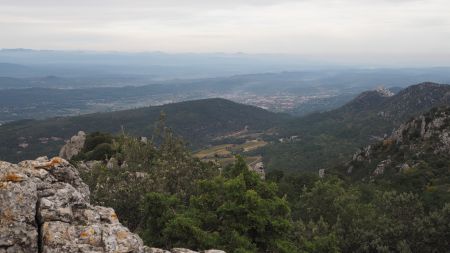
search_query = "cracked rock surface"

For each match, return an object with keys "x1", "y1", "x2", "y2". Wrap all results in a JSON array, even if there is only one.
[
  {"x1": 0, "y1": 157, "x2": 224, "y2": 253},
  {"x1": 0, "y1": 156, "x2": 144, "y2": 253}
]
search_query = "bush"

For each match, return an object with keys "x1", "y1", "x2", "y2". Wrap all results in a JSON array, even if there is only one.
[
  {"x1": 83, "y1": 132, "x2": 113, "y2": 152},
  {"x1": 85, "y1": 143, "x2": 114, "y2": 161}
]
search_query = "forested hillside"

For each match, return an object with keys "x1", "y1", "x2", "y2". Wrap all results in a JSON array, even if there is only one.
[
  {"x1": 0, "y1": 98, "x2": 288, "y2": 162},
  {"x1": 2, "y1": 82, "x2": 449, "y2": 173},
  {"x1": 74, "y1": 106, "x2": 450, "y2": 252},
  {"x1": 334, "y1": 107, "x2": 450, "y2": 206},
  {"x1": 1, "y1": 84, "x2": 449, "y2": 252},
  {"x1": 262, "y1": 82, "x2": 450, "y2": 172}
]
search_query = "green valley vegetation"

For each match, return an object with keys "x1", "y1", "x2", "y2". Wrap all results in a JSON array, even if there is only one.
[
  {"x1": 3, "y1": 82, "x2": 450, "y2": 177},
  {"x1": 0, "y1": 98, "x2": 287, "y2": 163},
  {"x1": 261, "y1": 82, "x2": 450, "y2": 172},
  {"x1": 77, "y1": 108, "x2": 450, "y2": 253}
]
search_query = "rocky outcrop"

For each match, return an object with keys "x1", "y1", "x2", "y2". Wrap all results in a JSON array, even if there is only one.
[
  {"x1": 347, "y1": 107, "x2": 450, "y2": 179},
  {"x1": 379, "y1": 83, "x2": 450, "y2": 122},
  {"x1": 59, "y1": 131, "x2": 86, "y2": 160},
  {"x1": 372, "y1": 159, "x2": 391, "y2": 176},
  {"x1": 0, "y1": 157, "x2": 225, "y2": 253},
  {"x1": 352, "y1": 145, "x2": 372, "y2": 162},
  {"x1": 76, "y1": 160, "x2": 102, "y2": 173},
  {"x1": 0, "y1": 156, "x2": 143, "y2": 253},
  {"x1": 389, "y1": 108, "x2": 450, "y2": 155},
  {"x1": 375, "y1": 87, "x2": 394, "y2": 97},
  {"x1": 250, "y1": 162, "x2": 265, "y2": 179}
]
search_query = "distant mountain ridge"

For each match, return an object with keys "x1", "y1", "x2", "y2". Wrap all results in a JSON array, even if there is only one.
[
  {"x1": 339, "y1": 82, "x2": 450, "y2": 119},
  {"x1": 380, "y1": 82, "x2": 450, "y2": 121},
  {"x1": 339, "y1": 88, "x2": 392, "y2": 112}
]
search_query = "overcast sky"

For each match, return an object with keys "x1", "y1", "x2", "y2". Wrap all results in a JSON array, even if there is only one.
[{"x1": 1, "y1": 0, "x2": 450, "y2": 65}]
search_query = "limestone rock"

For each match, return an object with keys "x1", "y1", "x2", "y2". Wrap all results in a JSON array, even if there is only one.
[
  {"x1": 0, "y1": 157, "x2": 226, "y2": 253},
  {"x1": 318, "y1": 169, "x2": 325, "y2": 178},
  {"x1": 0, "y1": 161, "x2": 38, "y2": 252},
  {"x1": 76, "y1": 160, "x2": 102, "y2": 173},
  {"x1": 352, "y1": 145, "x2": 372, "y2": 162},
  {"x1": 0, "y1": 157, "x2": 144, "y2": 253},
  {"x1": 106, "y1": 157, "x2": 117, "y2": 169},
  {"x1": 372, "y1": 159, "x2": 391, "y2": 176},
  {"x1": 171, "y1": 249, "x2": 199, "y2": 253},
  {"x1": 250, "y1": 162, "x2": 265, "y2": 179},
  {"x1": 59, "y1": 131, "x2": 86, "y2": 160},
  {"x1": 145, "y1": 248, "x2": 171, "y2": 253}
]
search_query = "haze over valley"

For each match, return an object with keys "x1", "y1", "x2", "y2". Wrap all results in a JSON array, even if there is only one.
[{"x1": 2, "y1": 49, "x2": 450, "y2": 124}]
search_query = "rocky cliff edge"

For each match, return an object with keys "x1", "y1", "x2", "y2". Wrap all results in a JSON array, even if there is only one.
[{"x1": 0, "y1": 157, "x2": 224, "y2": 253}]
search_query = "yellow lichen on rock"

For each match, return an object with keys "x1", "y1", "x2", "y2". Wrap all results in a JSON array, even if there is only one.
[
  {"x1": 43, "y1": 223, "x2": 51, "y2": 244},
  {"x1": 33, "y1": 157, "x2": 64, "y2": 170},
  {"x1": 0, "y1": 208, "x2": 15, "y2": 223},
  {"x1": 116, "y1": 230, "x2": 129, "y2": 240},
  {"x1": 80, "y1": 227, "x2": 95, "y2": 239},
  {"x1": 3, "y1": 172, "x2": 24, "y2": 182}
]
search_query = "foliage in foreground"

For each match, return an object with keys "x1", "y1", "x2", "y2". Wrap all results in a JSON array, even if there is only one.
[
  {"x1": 80, "y1": 119, "x2": 218, "y2": 230},
  {"x1": 267, "y1": 170, "x2": 450, "y2": 253},
  {"x1": 140, "y1": 157, "x2": 295, "y2": 253},
  {"x1": 80, "y1": 123, "x2": 450, "y2": 252}
]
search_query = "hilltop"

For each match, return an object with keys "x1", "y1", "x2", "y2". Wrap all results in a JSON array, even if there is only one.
[
  {"x1": 2, "y1": 82, "x2": 450, "y2": 173},
  {"x1": 262, "y1": 82, "x2": 450, "y2": 172}
]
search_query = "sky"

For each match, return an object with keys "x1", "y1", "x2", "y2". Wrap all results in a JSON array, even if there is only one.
[{"x1": 1, "y1": 0, "x2": 450, "y2": 65}]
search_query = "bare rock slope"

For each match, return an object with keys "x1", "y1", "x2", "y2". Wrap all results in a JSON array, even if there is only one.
[
  {"x1": 347, "y1": 107, "x2": 450, "y2": 180},
  {"x1": 59, "y1": 131, "x2": 86, "y2": 160},
  {"x1": 0, "y1": 157, "x2": 224, "y2": 253}
]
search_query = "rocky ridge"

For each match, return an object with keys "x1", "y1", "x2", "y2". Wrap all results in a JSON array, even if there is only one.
[
  {"x1": 378, "y1": 82, "x2": 450, "y2": 121},
  {"x1": 0, "y1": 157, "x2": 225, "y2": 253},
  {"x1": 375, "y1": 87, "x2": 395, "y2": 97},
  {"x1": 348, "y1": 106, "x2": 450, "y2": 179},
  {"x1": 59, "y1": 131, "x2": 86, "y2": 160}
]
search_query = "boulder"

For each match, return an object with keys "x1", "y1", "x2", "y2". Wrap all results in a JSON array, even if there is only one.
[
  {"x1": 0, "y1": 157, "x2": 144, "y2": 253},
  {"x1": 0, "y1": 157, "x2": 226, "y2": 253},
  {"x1": 171, "y1": 249, "x2": 199, "y2": 253},
  {"x1": 59, "y1": 131, "x2": 86, "y2": 160}
]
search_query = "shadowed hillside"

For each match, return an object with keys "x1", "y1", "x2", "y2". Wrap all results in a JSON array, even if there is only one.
[{"x1": 0, "y1": 98, "x2": 288, "y2": 162}]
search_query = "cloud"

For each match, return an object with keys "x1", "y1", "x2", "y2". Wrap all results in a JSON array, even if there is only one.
[{"x1": 0, "y1": 0, "x2": 449, "y2": 66}]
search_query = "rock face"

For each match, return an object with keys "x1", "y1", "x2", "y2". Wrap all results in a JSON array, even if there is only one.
[
  {"x1": 347, "y1": 107, "x2": 450, "y2": 179},
  {"x1": 59, "y1": 131, "x2": 86, "y2": 160},
  {"x1": 250, "y1": 162, "x2": 265, "y2": 179},
  {"x1": 390, "y1": 109, "x2": 450, "y2": 154},
  {"x1": 0, "y1": 157, "x2": 224, "y2": 253},
  {"x1": 375, "y1": 87, "x2": 394, "y2": 97},
  {"x1": 0, "y1": 156, "x2": 144, "y2": 253}
]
